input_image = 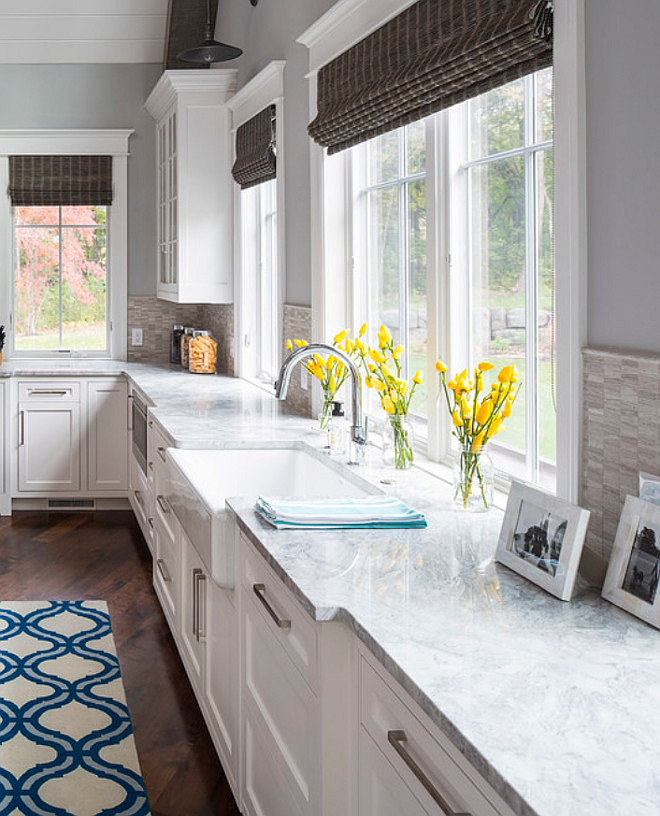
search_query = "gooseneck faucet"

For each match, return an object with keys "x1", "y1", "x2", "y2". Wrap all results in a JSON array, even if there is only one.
[{"x1": 274, "y1": 343, "x2": 368, "y2": 461}]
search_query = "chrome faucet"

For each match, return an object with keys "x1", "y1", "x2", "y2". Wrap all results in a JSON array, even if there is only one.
[{"x1": 274, "y1": 343, "x2": 368, "y2": 461}]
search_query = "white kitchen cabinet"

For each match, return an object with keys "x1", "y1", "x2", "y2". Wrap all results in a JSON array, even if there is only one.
[
  {"x1": 87, "y1": 379, "x2": 128, "y2": 492},
  {"x1": 180, "y1": 526, "x2": 207, "y2": 696},
  {"x1": 145, "y1": 70, "x2": 237, "y2": 304},
  {"x1": 205, "y1": 567, "x2": 239, "y2": 797},
  {"x1": 18, "y1": 382, "x2": 81, "y2": 492},
  {"x1": 153, "y1": 495, "x2": 180, "y2": 632},
  {"x1": 0, "y1": 380, "x2": 8, "y2": 515},
  {"x1": 358, "y1": 652, "x2": 516, "y2": 816}
]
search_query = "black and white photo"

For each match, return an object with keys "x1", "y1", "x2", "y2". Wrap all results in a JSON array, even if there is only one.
[
  {"x1": 496, "y1": 482, "x2": 590, "y2": 601},
  {"x1": 603, "y1": 496, "x2": 660, "y2": 628},
  {"x1": 510, "y1": 499, "x2": 568, "y2": 577}
]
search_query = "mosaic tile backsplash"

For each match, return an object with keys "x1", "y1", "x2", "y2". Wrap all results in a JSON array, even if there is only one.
[
  {"x1": 582, "y1": 347, "x2": 660, "y2": 583},
  {"x1": 281, "y1": 304, "x2": 313, "y2": 417}
]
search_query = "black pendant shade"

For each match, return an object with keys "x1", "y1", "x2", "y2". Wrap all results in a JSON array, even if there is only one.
[{"x1": 177, "y1": 0, "x2": 242, "y2": 64}]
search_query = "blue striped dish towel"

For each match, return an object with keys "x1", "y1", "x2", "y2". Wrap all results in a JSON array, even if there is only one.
[{"x1": 255, "y1": 495, "x2": 427, "y2": 529}]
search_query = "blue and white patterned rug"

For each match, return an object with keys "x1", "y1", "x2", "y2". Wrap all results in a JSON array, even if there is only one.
[{"x1": 0, "y1": 601, "x2": 150, "y2": 816}]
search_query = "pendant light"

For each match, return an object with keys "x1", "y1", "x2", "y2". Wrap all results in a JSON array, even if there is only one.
[{"x1": 177, "y1": 0, "x2": 242, "y2": 64}]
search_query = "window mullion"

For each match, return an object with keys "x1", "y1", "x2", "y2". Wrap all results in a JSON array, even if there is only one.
[
  {"x1": 58, "y1": 207, "x2": 63, "y2": 349},
  {"x1": 524, "y1": 74, "x2": 540, "y2": 483}
]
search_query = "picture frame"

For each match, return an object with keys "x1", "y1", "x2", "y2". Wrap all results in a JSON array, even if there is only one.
[
  {"x1": 495, "y1": 481, "x2": 590, "y2": 601},
  {"x1": 638, "y1": 471, "x2": 660, "y2": 507},
  {"x1": 602, "y1": 495, "x2": 660, "y2": 629}
]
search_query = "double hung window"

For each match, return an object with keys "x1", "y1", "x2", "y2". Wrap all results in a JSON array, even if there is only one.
[
  {"x1": 349, "y1": 68, "x2": 555, "y2": 488},
  {"x1": 13, "y1": 205, "x2": 108, "y2": 353}
]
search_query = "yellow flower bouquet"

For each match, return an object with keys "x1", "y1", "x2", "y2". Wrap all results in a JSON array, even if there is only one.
[
  {"x1": 363, "y1": 324, "x2": 423, "y2": 470},
  {"x1": 285, "y1": 326, "x2": 366, "y2": 430},
  {"x1": 437, "y1": 360, "x2": 520, "y2": 510}
]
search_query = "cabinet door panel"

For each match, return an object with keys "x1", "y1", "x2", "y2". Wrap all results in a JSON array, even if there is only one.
[
  {"x1": 206, "y1": 579, "x2": 238, "y2": 789},
  {"x1": 153, "y1": 511, "x2": 180, "y2": 633},
  {"x1": 88, "y1": 380, "x2": 128, "y2": 491},
  {"x1": 242, "y1": 589, "x2": 318, "y2": 816},
  {"x1": 19, "y1": 403, "x2": 80, "y2": 492},
  {"x1": 180, "y1": 530, "x2": 206, "y2": 693},
  {"x1": 359, "y1": 727, "x2": 428, "y2": 816}
]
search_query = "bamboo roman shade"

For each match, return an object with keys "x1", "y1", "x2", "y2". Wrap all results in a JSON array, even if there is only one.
[
  {"x1": 308, "y1": 0, "x2": 554, "y2": 155},
  {"x1": 231, "y1": 105, "x2": 276, "y2": 190},
  {"x1": 8, "y1": 155, "x2": 113, "y2": 206}
]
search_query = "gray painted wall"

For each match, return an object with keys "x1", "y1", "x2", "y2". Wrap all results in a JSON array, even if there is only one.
[
  {"x1": 0, "y1": 63, "x2": 162, "y2": 297},
  {"x1": 585, "y1": 0, "x2": 660, "y2": 353},
  {"x1": 215, "y1": 0, "x2": 335, "y2": 307}
]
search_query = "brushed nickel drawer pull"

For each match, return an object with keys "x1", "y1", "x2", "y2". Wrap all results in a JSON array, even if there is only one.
[
  {"x1": 197, "y1": 572, "x2": 206, "y2": 641},
  {"x1": 387, "y1": 730, "x2": 471, "y2": 816},
  {"x1": 148, "y1": 517, "x2": 154, "y2": 530},
  {"x1": 253, "y1": 583, "x2": 291, "y2": 629},
  {"x1": 19, "y1": 410, "x2": 25, "y2": 446},
  {"x1": 157, "y1": 446, "x2": 166, "y2": 462},
  {"x1": 133, "y1": 489, "x2": 143, "y2": 507},
  {"x1": 156, "y1": 558, "x2": 172, "y2": 583},
  {"x1": 156, "y1": 495, "x2": 170, "y2": 514},
  {"x1": 28, "y1": 389, "x2": 68, "y2": 397}
]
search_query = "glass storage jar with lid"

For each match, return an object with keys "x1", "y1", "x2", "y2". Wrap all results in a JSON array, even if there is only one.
[
  {"x1": 170, "y1": 324, "x2": 184, "y2": 364},
  {"x1": 189, "y1": 330, "x2": 218, "y2": 374},
  {"x1": 180, "y1": 327, "x2": 194, "y2": 368}
]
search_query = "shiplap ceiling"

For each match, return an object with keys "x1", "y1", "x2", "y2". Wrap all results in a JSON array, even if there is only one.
[{"x1": 0, "y1": 0, "x2": 169, "y2": 64}]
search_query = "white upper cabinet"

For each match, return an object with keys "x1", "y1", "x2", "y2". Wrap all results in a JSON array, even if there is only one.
[{"x1": 146, "y1": 70, "x2": 237, "y2": 304}]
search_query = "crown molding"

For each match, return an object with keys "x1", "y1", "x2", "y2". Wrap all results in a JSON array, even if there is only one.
[
  {"x1": 227, "y1": 61, "x2": 285, "y2": 130},
  {"x1": 0, "y1": 129, "x2": 134, "y2": 156},
  {"x1": 145, "y1": 68, "x2": 238, "y2": 119}
]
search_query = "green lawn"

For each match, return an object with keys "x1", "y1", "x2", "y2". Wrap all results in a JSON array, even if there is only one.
[{"x1": 15, "y1": 323, "x2": 107, "y2": 352}]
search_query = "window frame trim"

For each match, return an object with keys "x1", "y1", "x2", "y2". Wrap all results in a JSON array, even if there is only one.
[
  {"x1": 227, "y1": 61, "x2": 286, "y2": 382},
  {"x1": 302, "y1": 0, "x2": 586, "y2": 501},
  {"x1": 0, "y1": 128, "x2": 132, "y2": 361}
]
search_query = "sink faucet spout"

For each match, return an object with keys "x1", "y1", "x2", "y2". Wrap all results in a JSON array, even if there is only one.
[{"x1": 274, "y1": 343, "x2": 368, "y2": 457}]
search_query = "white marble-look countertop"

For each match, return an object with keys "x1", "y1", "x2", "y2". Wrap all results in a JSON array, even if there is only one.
[{"x1": 1, "y1": 360, "x2": 659, "y2": 816}]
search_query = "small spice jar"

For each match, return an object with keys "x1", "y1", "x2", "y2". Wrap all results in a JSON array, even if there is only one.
[
  {"x1": 180, "y1": 327, "x2": 194, "y2": 368},
  {"x1": 189, "y1": 330, "x2": 218, "y2": 374},
  {"x1": 170, "y1": 324, "x2": 184, "y2": 365}
]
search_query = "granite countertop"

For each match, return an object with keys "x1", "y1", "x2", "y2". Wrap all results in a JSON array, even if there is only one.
[{"x1": 2, "y1": 360, "x2": 659, "y2": 815}]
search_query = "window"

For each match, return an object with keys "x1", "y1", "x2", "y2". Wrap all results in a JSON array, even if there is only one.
[
  {"x1": 353, "y1": 121, "x2": 428, "y2": 418},
  {"x1": 13, "y1": 205, "x2": 109, "y2": 353},
  {"x1": 241, "y1": 178, "x2": 279, "y2": 381},
  {"x1": 347, "y1": 69, "x2": 555, "y2": 488}
]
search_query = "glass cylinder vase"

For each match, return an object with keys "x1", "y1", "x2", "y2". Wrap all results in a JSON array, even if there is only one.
[
  {"x1": 383, "y1": 415, "x2": 414, "y2": 470},
  {"x1": 453, "y1": 443, "x2": 494, "y2": 512}
]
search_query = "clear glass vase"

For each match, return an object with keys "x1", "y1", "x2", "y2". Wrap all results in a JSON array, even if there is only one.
[
  {"x1": 453, "y1": 443, "x2": 494, "y2": 512},
  {"x1": 383, "y1": 415, "x2": 414, "y2": 470}
]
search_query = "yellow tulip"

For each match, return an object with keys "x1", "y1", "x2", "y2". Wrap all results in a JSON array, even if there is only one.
[
  {"x1": 369, "y1": 349, "x2": 386, "y2": 364},
  {"x1": 473, "y1": 431, "x2": 485, "y2": 449},
  {"x1": 286, "y1": 339, "x2": 293, "y2": 350},
  {"x1": 326, "y1": 356, "x2": 335, "y2": 370},
  {"x1": 354, "y1": 338, "x2": 365, "y2": 352},
  {"x1": 476, "y1": 400, "x2": 493, "y2": 425},
  {"x1": 365, "y1": 376, "x2": 374, "y2": 389},
  {"x1": 333, "y1": 329, "x2": 348, "y2": 344},
  {"x1": 459, "y1": 369, "x2": 468, "y2": 382},
  {"x1": 413, "y1": 370, "x2": 423, "y2": 385},
  {"x1": 503, "y1": 399, "x2": 513, "y2": 418},
  {"x1": 374, "y1": 380, "x2": 386, "y2": 393},
  {"x1": 447, "y1": 379, "x2": 457, "y2": 391},
  {"x1": 329, "y1": 375, "x2": 336, "y2": 392},
  {"x1": 435, "y1": 360, "x2": 448, "y2": 373},
  {"x1": 382, "y1": 396, "x2": 396, "y2": 414},
  {"x1": 497, "y1": 365, "x2": 514, "y2": 383},
  {"x1": 378, "y1": 324, "x2": 392, "y2": 343},
  {"x1": 452, "y1": 409, "x2": 463, "y2": 427},
  {"x1": 489, "y1": 415, "x2": 503, "y2": 436},
  {"x1": 368, "y1": 364, "x2": 376, "y2": 373},
  {"x1": 359, "y1": 322, "x2": 367, "y2": 337},
  {"x1": 393, "y1": 344, "x2": 404, "y2": 360},
  {"x1": 478, "y1": 361, "x2": 494, "y2": 372},
  {"x1": 343, "y1": 339, "x2": 354, "y2": 353}
]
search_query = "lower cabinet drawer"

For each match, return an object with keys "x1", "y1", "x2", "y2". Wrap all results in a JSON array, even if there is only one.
[
  {"x1": 153, "y1": 512, "x2": 180, "y2": 631},
  {"x1": 242, "y1": 582, "x2": 319, "y2": 816},
  {"x1": 241, "y1": 535, "x2": 318, "y2": 690},
  {"x1": 359, "y1": 654, "x2": 514, "y2": 816}
]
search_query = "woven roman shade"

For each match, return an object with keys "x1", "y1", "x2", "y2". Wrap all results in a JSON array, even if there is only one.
[
  {"x1": 8, "y1": 155, "x2": 113, "y2": 206},
  {"x1": 231, "y1": 105, "x2": 276, "y2": 190},
  {"x1": 309, "y1": 0, "x2": 553, "y2": 155}
]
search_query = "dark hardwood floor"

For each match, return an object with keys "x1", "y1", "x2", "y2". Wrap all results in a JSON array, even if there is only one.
[{"x1": 0, "y1": 510, "x2": 241, "y2": 816}]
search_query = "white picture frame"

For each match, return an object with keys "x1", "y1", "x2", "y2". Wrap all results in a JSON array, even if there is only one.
[
  {"x1": 495, "y1": 481, "x2": 590, "y2": 601},
  {"x1": 602, "y1": 495, "x2": 660, "y2": 629},
  {"x1": 639, "y1": 471, "x2": 660, "y2": 507}
]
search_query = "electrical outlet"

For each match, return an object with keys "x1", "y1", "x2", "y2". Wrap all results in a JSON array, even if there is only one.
[
  {"x1": 300, "y1": 368, "x2": 309, "y2": 391},
  {"x1": 131, "y1": 328, "x2": 143, "y2": 346}
]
